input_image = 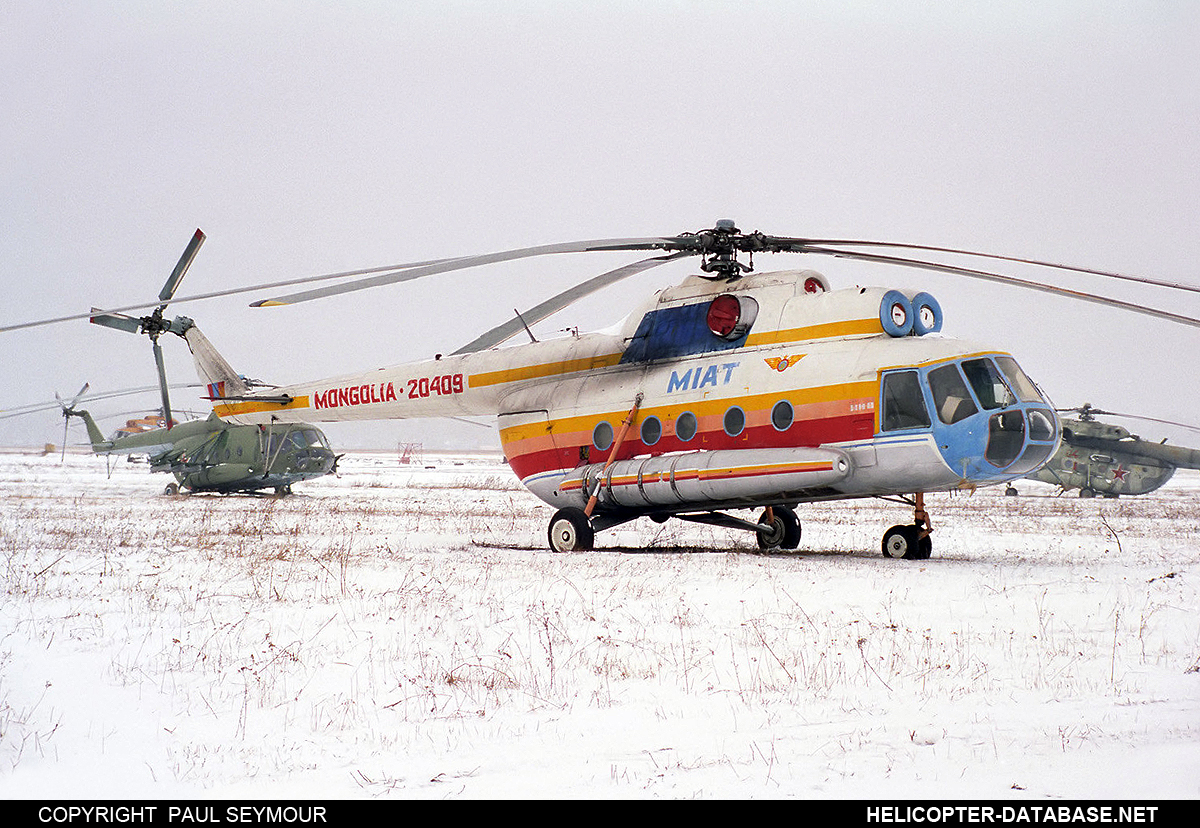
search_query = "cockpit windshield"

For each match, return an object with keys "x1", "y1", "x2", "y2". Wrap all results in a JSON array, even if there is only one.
[
  {"x1": 993, "y1": 356, "x2": 1044, "y2": 404},
  {"x1": 961, "y1": 358, "x2": 1017, "y2": 410}
]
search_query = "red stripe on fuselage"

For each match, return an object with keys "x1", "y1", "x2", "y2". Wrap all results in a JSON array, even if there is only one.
[{"x1": 504, "y1": 412, "x2": 873, "y2": 482}]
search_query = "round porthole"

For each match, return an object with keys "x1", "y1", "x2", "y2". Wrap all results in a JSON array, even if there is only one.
[
  {"x1": 723, "y1": 406, "x2": 745, "y2": 437},
  {"x1": 592, "y1": 421, "x2": 614, "y2": 451},
  {"x1": 675, "y1": 411, "x2": 697, "y2": 442},
  {"x1": 640, "y1": 415, "x2": 662, "y2": 446},
  {"x1": 771, "y1": 400, "x2": 794, "y2": 431}
]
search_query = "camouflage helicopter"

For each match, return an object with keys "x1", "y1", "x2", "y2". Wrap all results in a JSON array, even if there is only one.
[
  {"x1": 58, "y1": 230, "x2": 339, "y2": 496},
  {"x1": 57, "y1": 385, "x2": 337, "y2": 495},
  {"x1": 1016, "y1": 403, "x2": 1200, "y2": 498}
]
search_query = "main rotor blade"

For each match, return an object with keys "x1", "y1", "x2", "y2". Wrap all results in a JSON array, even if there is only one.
[
  {"x1": 768, "y1": 237, "x2": 1200, "y2": 296},
  {"x1": 4, "y1": 257, "x2": 467, "y2": 333},
  {"x1": 453, "y1": 252, "x2": 691, "y2": 354},
  {"x1": 159, "y1": 229, "x2": 206, "y2": 303},
  {"x1": 250, "y1": 237, "x2": 681, "y2": 306},
  {"x1": 1059, "y1": 407, "x2": 1200, "y2": 434},
  {"x1": 800, "y1": 245, "x2": 1200, "y2": 329},
  {"x1": 1, "y1": 383, "x2": 205, "y2": 421}
]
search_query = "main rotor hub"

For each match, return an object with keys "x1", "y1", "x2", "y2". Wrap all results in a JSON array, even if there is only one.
[{"x1": 694, "y1": 219, "x2": 761, "y2": 280}]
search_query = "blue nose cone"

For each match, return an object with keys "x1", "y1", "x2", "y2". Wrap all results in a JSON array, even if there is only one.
[{"x1": 935, "y1": 403, "x2": 1060, "y2": 483}]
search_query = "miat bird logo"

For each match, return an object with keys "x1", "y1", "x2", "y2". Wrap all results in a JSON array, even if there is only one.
[{"x1": 764, "y1": 354, "x2": 805, "y2": 372}]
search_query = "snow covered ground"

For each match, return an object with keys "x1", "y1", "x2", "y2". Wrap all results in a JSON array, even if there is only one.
[{"x1": 1, "y1": 448, "x2": 1197, "y2": 800}]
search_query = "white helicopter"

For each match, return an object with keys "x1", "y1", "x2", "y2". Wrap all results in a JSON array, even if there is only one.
[
  {"x1": 170, "y1": 220, "x2": 1198, "y2": 558},
  {"x1": 9, "y1": 222, "x2": 1198, "y2": 557}
]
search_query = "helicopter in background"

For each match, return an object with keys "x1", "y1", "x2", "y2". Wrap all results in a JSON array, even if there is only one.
[
  {"x1": 1013, "y1": 403, "x2": 1200, "y2": 498},
  {"x1": 57, "y1": 230, "x2": 339, "y2": 496},
  {"x1": 57, "y1": 384, "x2": 337, "y2": 495}
]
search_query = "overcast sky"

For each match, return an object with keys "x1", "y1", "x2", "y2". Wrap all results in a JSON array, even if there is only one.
[{"x1": 3, "y1": 0, "x2": 1199, "y2": 451}]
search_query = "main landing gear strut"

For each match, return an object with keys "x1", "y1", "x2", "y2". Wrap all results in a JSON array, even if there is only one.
[
  {"x1": 547, "y1": 504, "x2": 804, "y2": 553},
  {"x1": 881, "y1": 492, "x2": 932, "y2": 560},
  {"x1": 547, "y1": 497, "x2": 933, "y2": 558}
]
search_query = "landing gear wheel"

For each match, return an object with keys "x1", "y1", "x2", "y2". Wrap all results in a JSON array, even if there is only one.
[
  {"x1": 757, "y1": 506, "x2": 801, "y2": 550},
  {"x1": 882, "y1": 524, "x2": 931, "y2": 560},
  {"x1": 164, "y1": 482, "x2": 179, "y2": 496},
  {"x1": 548, "y1": 507, "x2": 595, "y2": 552}
]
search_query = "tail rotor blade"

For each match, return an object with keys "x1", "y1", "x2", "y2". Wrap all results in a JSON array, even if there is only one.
[
  {"x1": 152, "y1": 341, "x2": 173, "y2": 428},
  {"x1": 90, "y1": 309, "x2": 144, "y2": 334},
  {"x1": 159, "y1": 229, "x2": 206, "y2": 304}
]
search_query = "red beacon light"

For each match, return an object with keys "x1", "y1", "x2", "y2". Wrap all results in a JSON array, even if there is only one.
[{"x1": 706, "y1": 294, "x2": 759, "y2": 340}]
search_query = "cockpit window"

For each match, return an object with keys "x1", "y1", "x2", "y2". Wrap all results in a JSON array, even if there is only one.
[
  {"x1": 303, "y1": 429, "x2": 327, "y2": 448},
  {"x1": 994, "y1": 356, "x2": 1043, "y2": 403},
  {"x1": 928, "y1": 363, "x2": 979, "y2": 425},
  {"x1": 881, "y1": 370, "x2": 931, "y2": 431},
  {"x1": 961, "y1": 358, "x2": 1016, "y2": 410}
]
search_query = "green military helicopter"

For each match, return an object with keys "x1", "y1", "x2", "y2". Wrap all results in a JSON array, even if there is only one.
[
  {"x1": 60, "y1": 230, "x2": 339, "y2": 495},
  {"x1": 58, "y1": 384, "x2": 337, "y2": 495},
  {"x1": 1014, "y1": 403, "x2": 1200, "y2": 498}
]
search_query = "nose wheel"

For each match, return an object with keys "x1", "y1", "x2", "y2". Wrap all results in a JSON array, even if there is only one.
[{"x1": 882, "y1": 493, "x2": 933, "y2": 560}]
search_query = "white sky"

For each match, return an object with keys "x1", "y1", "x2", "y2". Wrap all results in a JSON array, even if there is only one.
[{"x1": 3, "y1": 0, "x2": 1199, "y2": 450}]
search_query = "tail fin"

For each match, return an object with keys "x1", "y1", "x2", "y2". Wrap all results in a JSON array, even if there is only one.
[
  {"x1": 183, "y1": 325, "x2": 249, "y2": 405},
  {"x1": 65, "y1": 408, "x2": 112, "y2": 452}
]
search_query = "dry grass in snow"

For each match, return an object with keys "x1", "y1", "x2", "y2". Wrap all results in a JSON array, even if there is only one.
[{"x1": 0, "y1": 449, "x2": 1197, "y2": 799}]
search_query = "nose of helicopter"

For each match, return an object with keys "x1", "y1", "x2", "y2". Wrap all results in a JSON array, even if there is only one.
[
  {"x1": 938, "y1": 402, "x2": 1061, "y2": 483},
  {"x1": 902, "y1": 354, "x2": 1060, "y2": 485}
]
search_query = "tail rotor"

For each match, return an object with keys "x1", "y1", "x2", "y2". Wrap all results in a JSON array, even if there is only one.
[
  {"x1": 55, "y1": 382, "x2": 90, "y2": 461},
  {"x1": 89, "y1": 230, "x2": 205, "y2": 429}
]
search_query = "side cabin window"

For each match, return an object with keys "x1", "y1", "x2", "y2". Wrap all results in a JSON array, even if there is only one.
[{"x1": 881, "y1": 370, "x2": 931, "y2": 431}]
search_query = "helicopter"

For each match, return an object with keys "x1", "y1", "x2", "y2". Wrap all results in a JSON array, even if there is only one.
[
  {"x1": 1014, "y1": 403, "x2": 1200, "y2": 498},
  {"x1": 57, "y1": 230, "x2": 340, "y2": 496},
  {"x1": 159, "y1": 220, "x2": 1194, "y2": 558},
  {"x1": 12, "y1": 222, "x2": 1199, "y2": 552},
  {"x1": 56, "y1": 385, "x2": 338, "y2": 495}
]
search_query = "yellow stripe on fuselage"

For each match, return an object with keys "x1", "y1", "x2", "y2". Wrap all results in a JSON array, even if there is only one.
[
  {"x1": 745, "y1": 317, "x2": 883, "y2": 347},
  {"x1": 213, "y1": 397, "x2": 312, "y2": 418},
  {"x1": 469, "y1": 318, "x2": 884, "y2": 391},
  {"x1": 469, "y1": 353, "x2": 624, "y2": 388}
]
